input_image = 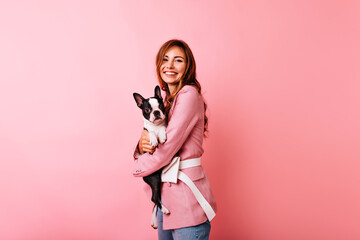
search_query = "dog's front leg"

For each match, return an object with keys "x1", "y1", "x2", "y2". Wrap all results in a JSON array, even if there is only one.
[
  {"x1": 148, "y1": 131, "x2": 158, "y2": 147},
  {"x1": 158, "y1": 127, "x2": 167, "y2": 144}
]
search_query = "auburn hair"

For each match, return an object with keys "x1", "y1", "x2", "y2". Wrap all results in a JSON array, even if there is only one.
[{"x1": 155, "y1": 39, "x2": 208, "y2": 136}]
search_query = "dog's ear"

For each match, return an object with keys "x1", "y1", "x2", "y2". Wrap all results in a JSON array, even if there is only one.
[
  {"x1": 133, "y1": 93, "x2": 144, "y2": 108},
  {"x1": 154, "y1": 85, "x2": 162, "y2": 100}
]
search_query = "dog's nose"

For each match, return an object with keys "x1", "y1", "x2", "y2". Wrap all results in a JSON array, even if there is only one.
[{"x1": 153, "y1": 110, "x2": 160, "y2": 116}]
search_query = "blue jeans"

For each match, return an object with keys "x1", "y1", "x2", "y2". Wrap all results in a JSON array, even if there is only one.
[{"x1": 157, "y1": 208, "x2": 211, "y2": 240}]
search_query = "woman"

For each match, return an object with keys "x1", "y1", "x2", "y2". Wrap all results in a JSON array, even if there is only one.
[{"x1": 133, "y1": 39, "x2": 217, "y2": 240}]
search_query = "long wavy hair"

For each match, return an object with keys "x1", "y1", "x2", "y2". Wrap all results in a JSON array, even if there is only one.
[{"x1": 155, "y1": 39, "x2": 208, "y2": 136}]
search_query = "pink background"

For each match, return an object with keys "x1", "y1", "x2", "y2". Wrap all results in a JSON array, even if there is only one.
[{"x1": 1, "y1": 1, "x2": 359, "y2": 239}]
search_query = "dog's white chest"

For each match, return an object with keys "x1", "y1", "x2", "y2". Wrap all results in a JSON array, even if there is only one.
[{"x1": 144, "y1": 121, "x2": 167, "y2": 147}]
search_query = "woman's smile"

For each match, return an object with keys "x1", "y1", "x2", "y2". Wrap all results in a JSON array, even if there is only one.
[
  {"x1": 164, "y1": 71, "x2": 178, "y2": 76},
  {"x1": 160, "y1": 46, "x2": 186, "y2": 92}
]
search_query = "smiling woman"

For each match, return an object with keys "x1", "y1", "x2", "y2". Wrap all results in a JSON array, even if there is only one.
[{"x1": 133, "y1": 39, "x2": 217, "y2": 240}]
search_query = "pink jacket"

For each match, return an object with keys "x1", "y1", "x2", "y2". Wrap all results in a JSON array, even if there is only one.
[{"x1": 133, "y1": 85, "x2": 217, "y2": 230}]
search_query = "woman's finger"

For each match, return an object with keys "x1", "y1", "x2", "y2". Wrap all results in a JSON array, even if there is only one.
[
  {"x1": 144, "y1": 149, "x2": 155, "y2": 153},
  {"x1": 139, "y1": 129, "x2": 156, "y2": 153},
  {"x1": 139, "y1": 140, "x2": 155, "y2": 152},
  {"x1": 143, "y1": 146, "x2": 155, "y2": 153},
  {"x1": 142, "y1": 144, "x2": 156, "y2": 151},
  {"x1": 141, "y1": 130, "x2": 150, "y2": 141},
  {"x1": 142, "y1": 142, "x2": 155, "y2": 148},
  {"x1": 141, "y1": 140, "x2": 152, "y2": 148}
]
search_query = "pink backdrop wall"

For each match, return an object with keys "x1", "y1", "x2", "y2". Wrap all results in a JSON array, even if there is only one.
[{"x1": 1, "y1": 1, "x2": 359, "y2": 239}]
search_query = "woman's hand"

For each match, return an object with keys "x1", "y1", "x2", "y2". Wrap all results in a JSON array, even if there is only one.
[{"x1": 138, "y1": 129, "x2": 156, "y2": 154}]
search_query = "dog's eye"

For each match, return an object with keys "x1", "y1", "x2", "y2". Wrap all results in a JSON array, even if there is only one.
[{"x1": 145, "y1": 109, "x2": 151, "y2": 113}]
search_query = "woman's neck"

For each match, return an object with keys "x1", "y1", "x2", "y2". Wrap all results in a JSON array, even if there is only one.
[{"x1": 168, "y1": 84, "x2": 177, "y2": 95}]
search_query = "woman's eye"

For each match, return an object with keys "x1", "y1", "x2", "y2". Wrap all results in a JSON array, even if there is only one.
[
  {"x1": 175, "y1": 59, "x2": 183, "y2": 62},
  {"x1": 163, "y1": 58, "x2": 168, "y2": 61}
]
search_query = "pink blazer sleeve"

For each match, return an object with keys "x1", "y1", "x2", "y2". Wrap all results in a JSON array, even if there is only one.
[{"x1": 133, "y1": 87, "x2": 201, "y2": 177}]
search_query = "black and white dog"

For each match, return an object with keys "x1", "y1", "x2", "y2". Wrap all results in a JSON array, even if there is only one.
[{"x1": 133, "y1": 85, "x2": 169, "y2": 228}]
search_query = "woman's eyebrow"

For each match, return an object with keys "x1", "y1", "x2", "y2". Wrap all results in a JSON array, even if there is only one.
[{"x1": 164, "y1": 55, "x2": 184, "y2": 59}]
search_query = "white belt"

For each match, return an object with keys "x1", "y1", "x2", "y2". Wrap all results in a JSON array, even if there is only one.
[{"x1": 161, "y1": 157, "x2": 216, "y2": 221}]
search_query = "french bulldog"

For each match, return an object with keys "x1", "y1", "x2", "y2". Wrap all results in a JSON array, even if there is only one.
[{"x1": 133, "y1": 85, "x2": 169, "y2": 228}]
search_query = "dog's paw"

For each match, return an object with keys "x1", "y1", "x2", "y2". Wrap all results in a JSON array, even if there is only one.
[
  {"x1": 149, "y1": 134, "x2": 158, "y2": 147},
  {"x1": 158, "y1": 129, "x2": 167, "y2": 144},
  {"x1": 161, "y1": 205, "x2": 170, "y2": 215},
  {"x1": 159, "y1": 135, "x2": 167, "y2": 144},
  {"x1": 151, "y1": 206, "x2": 158, "y2": 229},
  {"x1": 151, "y1": 222, "x2": 158, "y2": 229},
  {"x1": 159, "y1": 138, "x2": 166, "y2": 143}
]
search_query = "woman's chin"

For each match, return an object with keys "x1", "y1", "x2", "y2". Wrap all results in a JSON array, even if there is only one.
[{"x1": 162, "y1": 76, "x2": 180, "y2": 84}]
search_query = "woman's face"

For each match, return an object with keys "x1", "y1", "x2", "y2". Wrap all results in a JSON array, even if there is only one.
[{"x1": 160, "y1": 46, "x2": 186, "y2": 88}]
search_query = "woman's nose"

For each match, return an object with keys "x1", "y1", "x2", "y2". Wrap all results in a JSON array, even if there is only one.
[{"x1": 166, "y1": 60, "x2": 175, "y2": 68}]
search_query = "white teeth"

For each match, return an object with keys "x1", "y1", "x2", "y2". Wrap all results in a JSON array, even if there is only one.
[{"x1": 165, "y1": 72, "x2": 176, "y2": 75}]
